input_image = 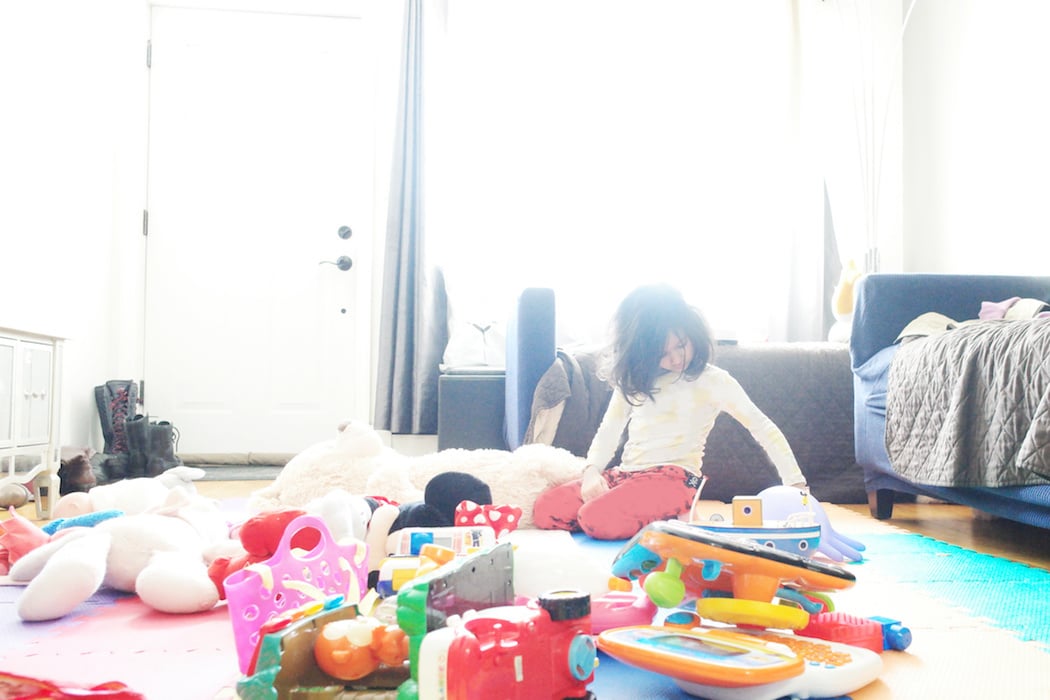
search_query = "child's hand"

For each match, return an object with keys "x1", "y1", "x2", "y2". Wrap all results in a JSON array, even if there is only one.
[{"x1": 580, "y1": 464, "x2": 609, "y2": 502}]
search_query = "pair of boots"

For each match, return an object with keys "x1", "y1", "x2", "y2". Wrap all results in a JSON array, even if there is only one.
[
  {"x1": 124, "y1": 414, "x2": 182, "y2": 479},
  {"x1": 95, "y1": 380, "x2": 182, "y2": 482}
]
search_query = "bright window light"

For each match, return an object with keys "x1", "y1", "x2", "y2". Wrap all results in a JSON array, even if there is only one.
[{"x1": 425, "y1": 0, "x2": 800, "y2": 343}]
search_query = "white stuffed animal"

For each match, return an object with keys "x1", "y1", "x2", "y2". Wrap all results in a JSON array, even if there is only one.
[
  {"x1": 11, "y1": 485, "x2": 232, "y2": 621},
  {"x1": 250, "y1": 421, "x2": 586, "y2": 529},
  {"x1": 9, "y1": 474, "x2": 397, "y2": 621},
  {"x1": 249, "y1": 420, "x2": 398, "y2": 513}
]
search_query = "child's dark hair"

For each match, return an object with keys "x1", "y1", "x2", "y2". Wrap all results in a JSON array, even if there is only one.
[{"x1": 609, "y1": 284, "x2": 714, "y2": 404}]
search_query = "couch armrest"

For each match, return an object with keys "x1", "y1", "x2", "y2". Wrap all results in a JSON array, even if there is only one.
[{"x1": 504, "y1": 288, "x2": 556, "y2": 450}]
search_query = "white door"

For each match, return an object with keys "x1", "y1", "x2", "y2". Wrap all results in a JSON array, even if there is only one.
[{"x1": 144, "y1": 6, "x2": 374, "y2": 455}]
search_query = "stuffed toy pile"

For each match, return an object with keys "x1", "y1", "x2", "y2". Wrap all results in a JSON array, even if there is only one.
[
  {"x1": 250, "y1": 420, "x2": 585, "y2": 528},
  {"x1": 0, "y1": 454, "x2": 523, "y2": 622}
]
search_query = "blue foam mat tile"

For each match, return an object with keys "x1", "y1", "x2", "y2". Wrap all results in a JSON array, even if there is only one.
[
  {"x1": 858, "y1": 534, "x2": 1050, "y2": 584},
  {"x1": 588, "y1": 651, "x2": 693, "y2": 699},
  {"x1": 833, "y1": 533, "x2": 1050, "y2": 649}
]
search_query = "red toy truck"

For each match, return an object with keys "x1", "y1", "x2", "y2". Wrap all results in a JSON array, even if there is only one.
[{"x1": 414, "y1": 590, "x2": 597, "y2": 700}]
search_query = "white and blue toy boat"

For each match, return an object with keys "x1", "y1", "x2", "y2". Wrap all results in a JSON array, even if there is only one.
[
  {"x1": 690, "y1": 517, "x2": 821, "y2": 558},
  {"x1": 687, "y1": 486, "x2": 821, "y2": 557}
]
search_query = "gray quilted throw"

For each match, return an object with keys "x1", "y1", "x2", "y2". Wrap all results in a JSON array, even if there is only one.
[{"x1": 886, "y1": 319, "x2": 1050, "y2": 487}]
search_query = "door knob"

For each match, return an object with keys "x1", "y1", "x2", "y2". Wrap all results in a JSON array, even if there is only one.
[
  {"x1": 337, "y1": 225, "x2": 352, "y2": 240},
  {"x1": 319, "y1": 255, "x2": 353, "y2": 271}
]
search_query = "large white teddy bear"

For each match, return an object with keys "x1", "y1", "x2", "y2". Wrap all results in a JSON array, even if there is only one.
[
  {"x1": 249, "y1": 421, "x2": 586, "y2": 529},
  {"x1": 249, "y1": 420, "x2": 397, "y2": 512}
]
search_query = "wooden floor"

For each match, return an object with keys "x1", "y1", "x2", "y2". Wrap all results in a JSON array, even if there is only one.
[
  {"x1": 11, "y1": 480, "x2": 1050, "y2": 572},
  {"x1": 837, "y1": 500, "x2": 1050, "y2": 570}
]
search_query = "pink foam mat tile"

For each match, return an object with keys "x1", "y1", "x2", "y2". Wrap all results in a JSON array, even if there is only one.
[
  {"x1": 0, "y1": 597, "x2": 242, "y2": 699},
  {"x1": 0, "y1": 587, "x2": 133, "y2": 653}
]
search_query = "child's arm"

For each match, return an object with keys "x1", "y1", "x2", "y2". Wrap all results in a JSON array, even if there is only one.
[
  {"x1": 585, "y1": 389, "x2": 632, "y2": 471},
  {"x1": 717, "y1": 374, "x2": 806, "y2": 487}
]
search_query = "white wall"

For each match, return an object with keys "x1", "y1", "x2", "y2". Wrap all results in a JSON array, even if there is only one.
[
  {"x1": 902, "y1": 0, "x2": 1050, "y2": 272},
  {"x1": 0, "y1": 0, "x2": 150, "y2": 449}
]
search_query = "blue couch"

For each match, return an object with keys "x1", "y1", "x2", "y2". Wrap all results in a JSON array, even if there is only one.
[{"x1": 850, "y1": 273, "x2": 1050, "y2": 527}]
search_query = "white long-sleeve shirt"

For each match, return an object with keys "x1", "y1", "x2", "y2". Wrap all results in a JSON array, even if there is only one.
[{"x1": 586, "y1": 365, "x2": 805, "y2": 486}]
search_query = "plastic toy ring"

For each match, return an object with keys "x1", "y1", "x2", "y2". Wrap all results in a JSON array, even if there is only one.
[{"x1": 696, "y1": 597, "x2": 809, "y2": 630}]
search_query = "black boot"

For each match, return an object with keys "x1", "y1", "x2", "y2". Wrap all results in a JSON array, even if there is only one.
[
  {"x1": 125, "y1": 414, "x2": 150, "y2": 478},
  {"x1": 94, "y1": 380, "x2": 138, "y2": 455},
  {"x1": 101, "y1": 453, "x2": 129, "y2": 483},
  {"x1": 145, "y1": 420, "x2": 183, "y2": 477}
]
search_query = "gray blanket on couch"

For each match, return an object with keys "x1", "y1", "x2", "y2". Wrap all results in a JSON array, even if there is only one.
[{"x1": 886, "y1": 319, "x2": 1050, "y2": 487}]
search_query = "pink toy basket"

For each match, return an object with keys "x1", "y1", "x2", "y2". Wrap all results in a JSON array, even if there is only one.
[{"x1": 224, "y1": 514, "x2": 369, "y2": 673}]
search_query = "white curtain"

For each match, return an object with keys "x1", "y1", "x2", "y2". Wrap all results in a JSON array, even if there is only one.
[
  {"x1": 802, "y1": 0, "x2": 911, "y2": 275},
  {"x1": 425, "y1": 0, "x2": 821, "y2": 343}
]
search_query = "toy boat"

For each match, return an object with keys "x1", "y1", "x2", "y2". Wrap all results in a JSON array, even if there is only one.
[
  {"x1": 689, "y1": 519, "x2": 821, "y2": 558},
  {"x1": 685, "y1": 485, "x2": 821, "y2": 557}
]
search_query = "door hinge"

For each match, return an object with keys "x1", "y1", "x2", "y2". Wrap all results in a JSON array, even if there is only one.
[
  {"x1": 146, "y1": 39, "x2": 152, "y2": 69},
  {"x1": 142, "y1": 209, "x2": 149, "y2": 237}
]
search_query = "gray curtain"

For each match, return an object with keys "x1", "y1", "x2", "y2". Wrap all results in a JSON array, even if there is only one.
[{"x1": 374, "y1": 0, "x2": 448, "y2": 434}]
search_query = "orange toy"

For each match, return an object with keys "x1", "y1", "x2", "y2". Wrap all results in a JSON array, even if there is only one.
[
  {"x1": 314, "y1": 616, "x2": 410, "y2": 680},
  {"x1": 613, "y1": 520, "x2": 856, "y2": 630}
]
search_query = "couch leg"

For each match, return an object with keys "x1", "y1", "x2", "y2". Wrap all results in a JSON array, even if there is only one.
[{"x1": 867, "y1": 489, "x2": 895, "y2": 520}]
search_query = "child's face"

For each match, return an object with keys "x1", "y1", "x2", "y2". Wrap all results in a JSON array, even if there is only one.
[{"x1": 659, "y1": 331, "x2": 693, "y2": 374}]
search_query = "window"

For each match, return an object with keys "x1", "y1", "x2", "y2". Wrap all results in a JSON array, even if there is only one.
[{"x1": 425, "y1": 0, "x2": 807, "y2": 344}]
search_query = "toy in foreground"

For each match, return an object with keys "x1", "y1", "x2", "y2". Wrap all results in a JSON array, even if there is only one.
[
  {"x1": 237, "y1": 540, "x2": 597, "y2": 700},
  {"x1": 598, "y1": 623, "x2": 882, "y2": 700},
  {"x1": 396, "y1": 542, "x2": 596, "y2": 700},
  {"x1": 225, "y1": 514, "x2": 370, "y2": 674},
  {"x1": 416, "y1": 591, "x2": 597, "y2": 700},
  {"x1": 601, "y1": 520, "x2": 898, "y2": 699},
  {"x1": 801, "y1": 611, "x2": 912, "y2": 653},
  {"x1": 237, "y1": 595, "x2": 411, "y2": 699},
  {"x1": 613, "y1": 520, "x2": 856, "y2": 630}
]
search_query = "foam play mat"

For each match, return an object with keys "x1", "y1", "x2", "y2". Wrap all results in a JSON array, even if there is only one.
[{"x1": 2, "y1": 504, "x2": 1050, "y2": 699}]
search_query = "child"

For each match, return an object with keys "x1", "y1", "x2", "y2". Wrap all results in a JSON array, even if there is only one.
[{"x1": 532, "y1": 284, "x2": 807, "y2": 540}]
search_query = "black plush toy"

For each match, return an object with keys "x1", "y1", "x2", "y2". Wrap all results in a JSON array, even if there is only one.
[{"x1": 377, "y1": 471, "x2": 493, "y2": 533}]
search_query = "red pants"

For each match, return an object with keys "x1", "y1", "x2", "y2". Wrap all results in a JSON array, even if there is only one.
[{"x1": 532, "y1": 465, "x2": 700, "y2": 540}]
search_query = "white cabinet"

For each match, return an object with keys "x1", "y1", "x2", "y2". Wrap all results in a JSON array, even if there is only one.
[{"x1": 0, "y1": 327, "x2": 63, "y2": 519}]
